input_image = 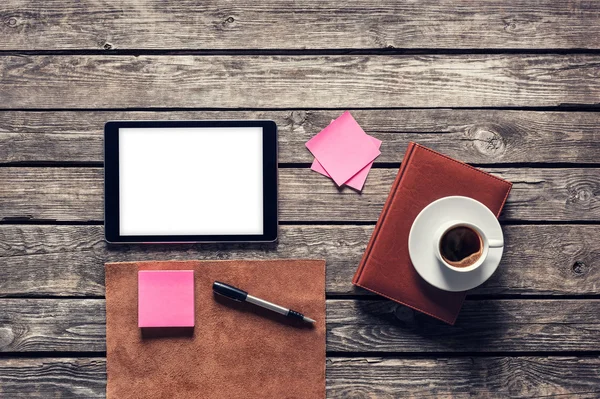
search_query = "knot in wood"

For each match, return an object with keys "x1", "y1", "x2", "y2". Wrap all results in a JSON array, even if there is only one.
[
  {"x1": 572, "y1": 261, "x2": 587, "y2": 276},
  {"x1": 103, "y1": 42, "x2": 113, "y2": 50},
  {"x1": 224, "y1": 16, "x2": 235, "y2": 24},
  {"x1": 5, "y1": 17, "x2": 18, "y2": 27},
  {"x1": 503, "y1": 18, "x2": 517, "y2": 32},
  {"x1": 0, "y1": 328, "x2": 15, "y2": 348},
  {"x1": 567, "y1": 182, "x2": 595, "y2": 207},
  {"x1": 468, "y1": 126, "x2": 506, "y2": 158},
  {"x1": 576, "y1": 188, "x2": 592, "y2": 202},
  {"x1": 393, "y1": 305, "x2": 415, "y2": 322},
  {"x1": 289, "y1": 110, "x2": 307, "y2": 125}
]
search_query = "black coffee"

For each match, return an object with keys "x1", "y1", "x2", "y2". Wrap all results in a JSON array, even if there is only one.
[{"x1": 439, "y1": 226, "x2": 483, "y2": 267}]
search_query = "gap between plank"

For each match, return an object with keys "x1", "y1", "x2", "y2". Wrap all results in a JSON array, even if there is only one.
[
  {"x1": 2, "y1": 48, "x2": 600, "y2": 56},
  {"x1": 3, "y1": 162, "x2": 600, "y2": 169},
  {"x1": 2, "y1": 162, "x2": 600, "y2": 168},
  {"x1": 1, "y1": 295, "x2": 598, "y2": 300},
  {"x1": 0, "y1": 105, "x2": 599, "y2": 112},
  {"x1": 1, "y1": 220, "x2": 599, "y2": 226},
  {"x1": 1, "y1": 351, "x2": 600, "y2": 360}
]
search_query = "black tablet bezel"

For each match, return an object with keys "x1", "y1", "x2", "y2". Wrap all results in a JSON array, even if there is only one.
[{"x1": 104, "y1": 120, "x2": 278, "y2": 244}]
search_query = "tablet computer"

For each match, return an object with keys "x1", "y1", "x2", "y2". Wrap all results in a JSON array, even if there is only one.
[{"x1": 104, "y1": 120, "x2": 277, "y2": 243}]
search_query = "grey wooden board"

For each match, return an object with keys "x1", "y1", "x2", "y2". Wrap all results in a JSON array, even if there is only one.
[
  {"x1": 327, "y1": 357, "x2": 600, "y2": 398},
  {"x1": 0, "y1": 167, "x2": 598, "y2": 222},
  {"x1": 1, "y1": 299, "x2": 599, "y2": 353},
  {"x1": 327, "y1": 299, "x2": 600, "y2": 352},
  {"x1": 2, "y1": 1, "x2": 600, "y2": 50},
  {"x1": 1, "y1": 3, "x2": 599, "y2": 397},
  {"x1": 2, "y1": 357, "x2": 600, "y2": 399},
  {"x1": 2, "y1": 55, "x2": 600, "y2": 108},
  {"x1": 1, "y1": 110, "x2": 600, "y2": 164},
  {"x1": 0, "y1": 358, "x2": 106, "y2": 398},
  {"x1": 0, "y1": 225, "x2": 597, "y2": 297}
]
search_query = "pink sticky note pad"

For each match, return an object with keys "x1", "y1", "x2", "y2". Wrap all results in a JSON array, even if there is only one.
[
  {"x1": 312, "y1": 135, "x2": 382, "y2": 191},
  {"x1": 138, "y1": 270, "x2": 195, "y2": 328},
  {"x1": 305, "y1": 111, "x2": 380, "y2": 186}
]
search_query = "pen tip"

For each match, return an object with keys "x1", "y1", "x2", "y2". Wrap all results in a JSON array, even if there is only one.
[{"x1": 304, "y1": 316, "x2": 316, "y2": 324}]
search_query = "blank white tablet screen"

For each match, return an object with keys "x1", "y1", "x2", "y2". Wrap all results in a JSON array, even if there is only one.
[{"x1": 119, "y1": 127, "x2": 263, "y2": 236}]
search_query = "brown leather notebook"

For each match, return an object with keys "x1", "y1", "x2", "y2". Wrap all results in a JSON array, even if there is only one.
[
  {"x1": 352, "y1": 143, "x2": 512, "y2": 324},
  {"x1": 106, "y1": 260, "x2": 325, "y2": 399}
]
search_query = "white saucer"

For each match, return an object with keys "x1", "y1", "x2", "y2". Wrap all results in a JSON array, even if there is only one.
[{"x1": 408, "y1": 196, "x2": 503, "y2": 292}]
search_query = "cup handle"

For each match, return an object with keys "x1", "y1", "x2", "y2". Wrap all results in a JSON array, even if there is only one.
[{"x1": 488, "y1": 238, "x2": 504, "y2": 248}]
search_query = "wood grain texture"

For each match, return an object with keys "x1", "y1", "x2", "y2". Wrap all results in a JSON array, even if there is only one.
[
  {"x1": 1, "y1": 2, "x2": 598, "y2": 397},
  {"x1": 2, "y1": 55, "x2": 600, "y2": 108},
  {"x1": 0, "y1": 358, "x2": 106, "y2": 398},
  {"x1": 0, "y1": 225, "x2": 597, "y2": 297},
  {"x1": 2, "y1": 1, "x2": 600, "y2": 50},
  {"x1": 1, "y1": 299, "x2": 599, "y2": 353},
  {"x1": 2, "y1": 110, "x2": 600, "y2": 164},
  {"x1": 0, "y1": 299, "x2": 106, "y2": 353},
  {"x1": 2, "y1": 357, "x2": 600, "y2": 399},
  {"x1": 328, "y1": 299, "x2": 600, "y2": 353},
  {"x1": 0, "y1": 167, "x2": 598, "y2": 222},
  {"x1": 327, "y1": 357, "x2": 600, "y2": 398}
]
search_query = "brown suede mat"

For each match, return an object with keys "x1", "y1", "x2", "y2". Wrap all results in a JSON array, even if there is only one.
[{"x1": 105, "y1": 260, "x2": 326, "y2": 399}]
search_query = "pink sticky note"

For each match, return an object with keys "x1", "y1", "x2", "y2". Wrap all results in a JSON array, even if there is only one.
[
  {"x1": 312, "y1": 135, "x2": 382, "y2": 191},
  {"x1": 138, "y1": 270, "x2": 195, "y2": 328},
  {"x1": 305, "y1": 111, "x2": 380, "y2": 186}
]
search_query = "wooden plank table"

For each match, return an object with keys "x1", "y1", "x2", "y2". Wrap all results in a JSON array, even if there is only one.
[{"x1": 1, "y1": 1, "x2": 599, "y2": 397}]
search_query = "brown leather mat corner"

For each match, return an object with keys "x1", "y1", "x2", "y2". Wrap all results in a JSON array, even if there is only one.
[{"x1": 105, "y1": 260, "x2": 326, "y2": 399}]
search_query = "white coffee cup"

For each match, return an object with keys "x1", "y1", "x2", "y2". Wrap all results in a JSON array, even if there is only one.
[{"x1": 433, "y1": 220, "x2": 504, "y2": 273}]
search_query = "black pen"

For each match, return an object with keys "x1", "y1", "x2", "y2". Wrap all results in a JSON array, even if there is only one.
[{"x1": 212, "y1": 281, "x2": 316, "y2": 324}]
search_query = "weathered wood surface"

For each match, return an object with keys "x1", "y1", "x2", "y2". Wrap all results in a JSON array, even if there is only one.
[
  {"x1": 0, "y1": 167, "x2": 598, "y2": 222},
  {"x1": 0, "y1": 224, "x2": 597, "y2": 297},
  {"x1": 1, "y1": 299, "x2": 599, "y2": 353},
  {"x1": 327, "y1": 299, "x2": 600, "y2": 353},
  {"x1": 2, "y1": 1, "x2": 600, "y2": 50},
  {"x1": 2, "y1": 110, "x2": 600, "y2": 165},
  {"x1": 1, "y1": 2, "x2": 599, "y2": 397},
  {"x1": 0, "y1": 358, "x2": 106, "y2": 398},
  {"x1": 2, "y1": 55, "x2": 600, "y2": 108},
  {"x1": 2, "y1": 357, "x2": 600, "y2": 399},
  {"x1": 327, "y1": 357, "x2": 600, "y2": 398}
]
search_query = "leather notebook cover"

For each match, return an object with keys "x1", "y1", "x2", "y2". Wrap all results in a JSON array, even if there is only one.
[
  {"x1": 352, "y1": 143, "x2": 512, "y2": 325},
  {"x1": 106, "y1": 260, "x2": 325, "y2": 399}
]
